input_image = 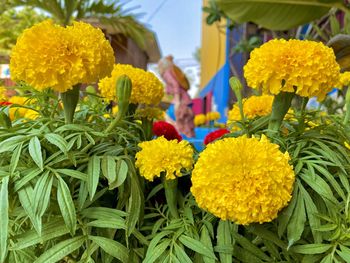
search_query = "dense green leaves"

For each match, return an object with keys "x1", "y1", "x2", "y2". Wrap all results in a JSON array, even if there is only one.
[
  {"x1": 0, "y1": 177, "x2": 9, "y2": 263},
  {"x1": 216, "y1": 0, "x2": 345, "y2": 30}
]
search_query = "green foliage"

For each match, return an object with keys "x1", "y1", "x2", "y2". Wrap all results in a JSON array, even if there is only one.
[
  {"x1": 215, "y1": 0, "x2": 347, "y2": 31},
  {"x1": 5, "y1": 0, "x2": 149, "y2": 49},
  {"x1": 0, "y1": 7, "x2": 45, "y2": 59}
]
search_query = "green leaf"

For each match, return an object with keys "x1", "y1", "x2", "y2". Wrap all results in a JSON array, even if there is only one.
[
  {"x1": 56, "y1": 169, "x2": 87, "y2": 181},
  {"x1": 217, "y1": 220, "x2": 233, "y2": 263},
  {"x1": 0, "y1": 176, "x2": 9, "y2": 263},
  {"x1": 145, "y1": 230, "x2": 172, "y2": 259},
  {"x1": 81, "y1": 207, "x2": 127, "y2": 219},
  {"x1": 34, "y1": 236, "x2": 85, "y2": 263},
  {"x1": 143, "y1": 239, "x2": 171, "y2": 263},
  {"x1": 89, "y1": 236, "x2": 128, "y2": 263},
  {"x1": 287, "y1": 183, "x2": 306, "y2": 247},
  {"x1": 28, "y1": 136, "x2": 43, "y2": 170},
  {"x1": 0, "y1": 135, "x2": 28, "y2": 153},
  {"x1": 201, "y1": 226, "x2": 216, "y2": 263},
  {"x1": 18, "y1": 186, "x2": 41, "y2": 234},
  {"x1": 179, "y1": 235, "x2": 217, "y2": 260},
  {"x1": 10, "y1": 142, "x2": 23, "y2": 175},
  {"x1": 299, "y1": 182, "x2": 322, "y2": 243},
  {"x1": 86, "y1": 219, "x2": 126, "y2": 230},
  {"x1": 116, "y1": 159, "x2": 128, "y2": 187},
  {"x1": 33, "y1": 171, "x2": 53, "y2": 218},
  {"x1": 217, "y1": 0, "x2": 343, "y2": 31},
  {"x1": 11, "y1": 219, "x2": 69, "y2": 250},
  {"x1": 44, "y1": 133, "x2": 68, "y2": 153},
  {"x1": 290, "y1": 244, "x2": 333, "y2": 254},
  {"x1": 126, "y1": 168, "x2": 142, "y2": 237},
  {"x1": 299, "y1": 172, "x2": 338, "y2": 204},
  {"x1": 14, "y1": 168, "x2": 42, "y2": 192},
  {"x1": 57, "y1": 176, "x2": 76, "y2": 235},
  {"x1": 101, "y1": 156, "x2": 117, "y2": 187},
  {"x1": 232, "y1": 232, "x2": 271, "y2": 261},
  {"x1": 173, "y1": 242, "x2": 192, "y2": 263},
  {"x1": 337, "y1": 245, "x2": 350, "y2": 262},
  {"x1": 278, "y1": 185, "x2": 298, "y2": 238},
  {"x1": 87, "y1": 155, "x2": 100, "y2": 200}
]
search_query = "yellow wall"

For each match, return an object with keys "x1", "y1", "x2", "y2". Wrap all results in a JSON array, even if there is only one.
[{"x1": 200, "y1": 0, "x2": 227, "y2": 89}]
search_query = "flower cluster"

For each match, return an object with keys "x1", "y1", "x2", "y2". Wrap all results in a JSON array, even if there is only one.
[
  {"x1": 340, "y1": 72, "x2": 350, "y2": 87},
  {"x1": 206, "y1": 111, "x2": 221, "y2": 121},
  {"x1": 135, "y1": 136, "x2": 193, "y2": 181},
  {"x1": 228, "y1": 95, "x2": 274, "y2": 122},
  {"x1": 244, "y1": 39, "x2": 340, "y2": 100},
  {"x1": 8, "y1": 96, "x2": 38, "y2": 120},
  {"x1": 10, "y1": 20, "x2": 114, "y2": 93},
  {"x1": 153, "y1": 121, "x2": 182, "y2": 141},
  {"x1": 135, "y1": 107, "x2": 164, "y2": 121},
  {"x1": 194, "y1": 114, "x2": 206, "y2": 126},
  {"x1": 99, "y1": 64, "x2": 164, "y2": 105},
  {"x1": 191, "y1": 135, "x2": 295, "y2": 225},
  {"x1": 204, "y1": 128, "x2": 229, "y2": 145},
  {"x1": 0, "y1": 86, "x2": 7, "y2": 102}
]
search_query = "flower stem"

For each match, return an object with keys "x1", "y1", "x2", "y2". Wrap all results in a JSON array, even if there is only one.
[
  {"x1": 162, "y1": 176, "x2": 179, "y2": 219},
  {"x1": 267, "y1": 92, "x2": 294, "y2": 137},
  {"x1": 344, "y1": 87, "x2": 350, "y2": 125},
  {"x1": 61, "y1": 85, "x2": 80, "y2": 124}
]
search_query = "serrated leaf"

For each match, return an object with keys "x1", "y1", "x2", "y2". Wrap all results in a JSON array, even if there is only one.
[
  {"x1": 290, "y1": 244, "x2": 332, "y2": 254},
  {"x1": 86, "y1": 219, "x2": 126, "y2": 230},
  {"x1": 87, "y1": 156, "x2": 100, "y2": 200},
  {"x1": 0, "y1": 135, "x2": 28, "y2": 153},
  {"x1": 18, "y1": 186, "x2": 41, "y2": 234},
  {"x1": 34, "y1": 236, "x2": 85, "y2": 263},
  {"x1": 56, "y1": 169, "x2": 87, "y2": 181},
  {"x1": 287, "y1": 185, "x2": 306, "y2": 248},
  {"x1": 101, "y1": 156, "x2": 117, "y2": 187},
  {"x1": 278, "y1": 185, "x2": 298, "y2": 238},
  {"x1": 0, "y1": 176, "x2": 9, "y2": 263},
  {"x1": 57, "y1": 176, "x2": 76, "y2": 235},
  {"x1": 33, "y1": 172, "x2": 53, "y2": 218},
  {"x1": 14, "y1": 168, "x2": 42, "y2": 192},
  {"x1": 173, "y1": 242, "x2": 192, "y2": 263},
  {"x1": 217, "y1": 220, "x2": 233, "y2": 263},
  {"x1": 28, "y1": 136, "x2": 43, "y2": 170},
  {"x1": 10, "y1": 142, "x2": 23, "y2": 175},
  {"x1": 89, "y1": 236, "x2": 128, "y2": 263},
  {"x1": 44, "y1": 133, "x2": 68, "y2": 153},
  {"x1": 11, "y1": 219, "x2": 69, "y2": 250},
  {"x1": 126, "y1": 168, "x2": 142, "y2": 237},
  {"x1": 201, "y1": 226, "x2": 216, "y2": 263},
  {"x1": 179, "y1": 235, "x2": 217, "y2": 260},
  {"x1": 143, "y1": 239, "x2": 171, "y2": 263},
  {"x1": 81, "y1": 207, "x2": 127, "y2": 219}
]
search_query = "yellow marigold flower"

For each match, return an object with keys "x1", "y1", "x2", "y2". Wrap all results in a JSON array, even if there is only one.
[
  {"x1": 10, "y1": 20, "x2": 114, "y2": 93},
  {"x1": 191, "y1": 135, "x2": 295, "y2": 225},
  {"x1": 8, "y1": 96, "x2": 34, "y2": 120},
  {"x1": 206, "y1": 111, "x2": 221, "y2": 121},
  {"x1": 340, "y1": 72, "x2": 350, "y2": 87},
  {"x1": 135, "y1": 107, "x2": 164, "y2": 120},
  {"x1": 228, "y1": 95, "x2": 273, "y2": 122},
  {"x1": 194, "y1": 114, "x2": 206, "y2": 126},
  {"x1": 244, "y1": 39, "x2": 340, "y2": 100},
  {"x1": 0, "y1": 86, "x2": 7, "y2": 101},
  {"x1": 24, "y1": 109, "x2": 39, "y2": 120},
  {"x1": 135, "y1": 136, "x2": 194, "y2": 181},
  {"x1": 98, "y1": 64, "x2": 164, "y2": 105}
]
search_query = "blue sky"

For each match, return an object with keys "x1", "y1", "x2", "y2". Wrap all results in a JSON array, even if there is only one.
[{"x1": 125, "y1": 0, "x2": 202, "y2": 60}]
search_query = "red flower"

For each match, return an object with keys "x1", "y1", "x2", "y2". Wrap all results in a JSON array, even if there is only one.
[
  {"x1": 0, "y1": 102, "x2": 12, "y2": 106},
  {"x1": 153, "y1": 121, "x2": 182, "y2": 141},
  {"x1": 204, "y1": 128, "x2": 230, "y2": 145}
]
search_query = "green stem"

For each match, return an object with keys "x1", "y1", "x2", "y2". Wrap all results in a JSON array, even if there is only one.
[
  {"x1": 299, "y1": 97, "x2": 309, "y2": 132},
  {"x1": 142, "y1": 117, "x2": 154, "y2": 140},
  {"x1": 344, "y1": 86, "x2": 350, "y2": 125},
  {"x1": 267, "y1": 92, "x2": 294, "y2": 137},
  {"x1": 61, "y1": 85, "x2": 80, "y2": 124},
  {"x1": 162, "y1": 176, "x2": 179, "y2": 219}
]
